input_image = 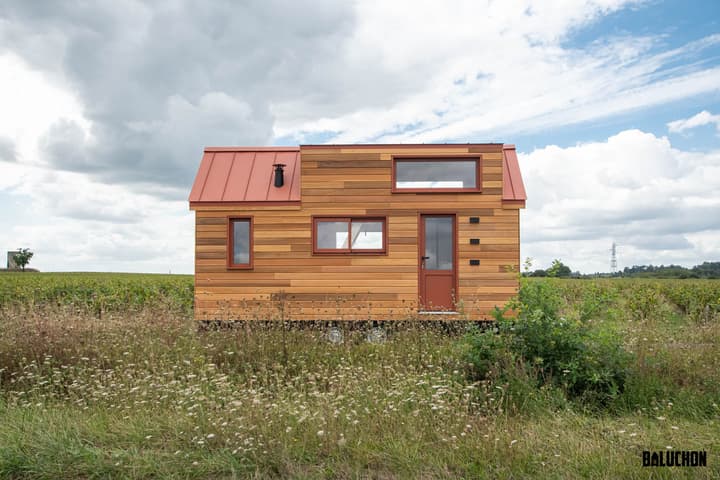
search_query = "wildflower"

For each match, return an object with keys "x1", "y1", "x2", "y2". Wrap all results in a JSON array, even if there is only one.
[
  {"x1": 317, "y1": 430, "x2": 325, "y2": 437},
  {"x1": 510, "y1": 439, "x2": 518, "y2": 446},
  {"x1": 671, "y1": 426, "x2": 679, "y2": 430},
  {"x1": 656, "y1": 416, "x2": 666, "y2": 421}
]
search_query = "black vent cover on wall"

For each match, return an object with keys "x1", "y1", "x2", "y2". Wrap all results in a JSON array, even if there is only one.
[
  {"x1": 469, "y1": 259, "x2": 480, "y2": 266},
  {"x1": 469, "y1": 217, "x2": 480, "y2": 224},
  {"x1": 470, "y1": 238, "x2": 480, "y2": 245}
]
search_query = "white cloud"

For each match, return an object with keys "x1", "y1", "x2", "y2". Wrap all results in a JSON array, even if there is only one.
[
  {"x1": 274, "y1": 4, "x2": 720, "y2": 143},
  {"x1": 519, "y1": 129, "x2": 720, "y2": 272},
  {"x1": 0, "y1": 53, "x2": 90, "y2": 166},
  {"x1": 667, "y1": 110, "x2": 720, "y2": 134},
  {"x1": 0, "y1": 159, "x2": 194, "y2": 273}
]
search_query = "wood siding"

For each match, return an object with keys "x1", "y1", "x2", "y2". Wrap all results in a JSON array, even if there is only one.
[{"x1": 192, "y1": 145, "x2": 520, "y2": 321}]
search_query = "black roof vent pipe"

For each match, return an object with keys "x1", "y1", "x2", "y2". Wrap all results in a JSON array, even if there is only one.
[{"x1": 273, "y1": 163, "x2": 286, "y2": 188}]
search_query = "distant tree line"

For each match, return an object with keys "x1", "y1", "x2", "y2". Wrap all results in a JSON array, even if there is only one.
[
  {"x1": 619, "y1": 261, "x2": 720, "y2": 279},
  {"x1": 524, "y1": 260, "x2": 720, "y2": 279}
]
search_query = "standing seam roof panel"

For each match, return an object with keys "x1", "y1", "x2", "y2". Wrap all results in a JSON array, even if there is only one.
[
  {"x1": 188, "y1": 147, "x2": 301, "y2": 203},
  {"x1": 188, "y1": 152, "x2": 214, "y2": 201},
  {"x1": 201, "y1": 152, "x2": 234, "y2": 201},
  {"x1": 222, "y1": 152, "x2": 255, "y2": 201},
  {"x1": 266, "y1": 151, "x2": 299, "y2": 201},
  {"x1": 502, "y1": 145, "x2": 527, "y2": 202}
]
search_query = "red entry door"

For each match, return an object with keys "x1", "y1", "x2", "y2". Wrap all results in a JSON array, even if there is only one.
[{"x1": 419, "y1": 214, "x2": 456, "y2": 311}]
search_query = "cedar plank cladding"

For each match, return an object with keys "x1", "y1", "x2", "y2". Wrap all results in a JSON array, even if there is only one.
[{"x1": 191, "y1": 144, "x2": 521, "y2": 321}]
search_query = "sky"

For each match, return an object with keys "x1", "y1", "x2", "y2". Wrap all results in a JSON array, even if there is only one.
[{"x1": 0, "y1": 0, "x2": 719, "y2": 274}]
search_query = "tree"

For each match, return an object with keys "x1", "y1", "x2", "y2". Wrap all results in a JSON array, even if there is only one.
[
  {"x1": 14, "y1": 248, "x2": 33, "y2": 271},
  {"x1": 546, "y1": 259, "x2": 571, "y2": 278},
  {"x1": 529, "y1": 269, "x2": 547, "y2": 277}
]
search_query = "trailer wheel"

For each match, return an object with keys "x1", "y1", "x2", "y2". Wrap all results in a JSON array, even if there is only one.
[
  {"x1": 366, "y1": 326, "x2": 387, "y2": 344},
  {"x1": 326, "y1": 326, "x2": 344, "y2": 344}
]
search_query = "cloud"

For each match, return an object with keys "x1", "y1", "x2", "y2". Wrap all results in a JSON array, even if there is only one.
[
  {"x1": 667, "y1": 110, "x2": 720, "y2": 134},
  {"x1": 0, "y1": 136, "x2": 15, "y2": 162},
  {"x1": 0, "y1": 0, "x2": 357, "y2": 195},
  {"x1": 275, "y1": 8, "x2": 720, "y2": 144},
  {"x1": 0, "y1": 159, "x2": 194, "y2": 272},
  {"x1": 519, "y1": 129, "x2": 720, "y2": 272},
  {"x1": 5, "y1": 1, "x2": 716, "y2": 195}
]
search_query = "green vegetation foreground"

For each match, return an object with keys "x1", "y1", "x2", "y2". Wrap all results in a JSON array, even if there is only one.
[{"x1": 0, "y1": 273, "x2": 718, "y2": 479}]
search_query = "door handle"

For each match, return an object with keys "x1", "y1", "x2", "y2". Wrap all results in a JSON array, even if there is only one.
[{"x1": 421, "y1": 256, "x2": 430, "y2": 260}]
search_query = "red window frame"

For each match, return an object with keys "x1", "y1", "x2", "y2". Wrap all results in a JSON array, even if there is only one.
[
  {"x1": 312, "y1": 216, "x2": 388, "y2": 255},
  {"x1": 227, "y1": 216, "x2": 253, "y2": 269},
  {"x1": 391, "y1": 154, "x2": 482, "y2": 193}
]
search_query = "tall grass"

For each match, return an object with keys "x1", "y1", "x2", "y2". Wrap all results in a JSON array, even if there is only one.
[{"x1": 0, "y1": 275, "x2": 718, "y2": 478}]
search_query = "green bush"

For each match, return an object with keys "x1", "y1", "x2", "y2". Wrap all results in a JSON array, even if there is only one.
[{"x1": 465, "y1": 279, "x2": 631, "y2": 408}]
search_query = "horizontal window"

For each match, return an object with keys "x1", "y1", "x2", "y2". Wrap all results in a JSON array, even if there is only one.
[
  {"x1": 313, "y1": 217, "x2": 386, "y2": 254},
  {"x1": 228, "y1": 217, "x2": 253, "y2": 269},
  {"x1": 393, "y1": 157, "x2": 480, "y2": 192}
]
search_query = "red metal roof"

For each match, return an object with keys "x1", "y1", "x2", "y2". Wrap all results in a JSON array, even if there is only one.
[
  {"x1": 502, "y1": 144, "x2": 527, "y2": 204},
  {"x1": 189, "y1": 144, "x2": 526, "y2": 205},
  {"x1": 189, "y1": 147, "x2": 301, "y2": 203}
]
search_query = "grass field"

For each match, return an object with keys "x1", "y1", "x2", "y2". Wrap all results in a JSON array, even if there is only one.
[{"x1": 0, "y1": 273, "x2": 718, "y2": 479}]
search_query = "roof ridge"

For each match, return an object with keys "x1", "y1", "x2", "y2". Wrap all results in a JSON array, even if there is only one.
[{"x1": 204, "y1": 146, "x2": 299, "y2": 152}]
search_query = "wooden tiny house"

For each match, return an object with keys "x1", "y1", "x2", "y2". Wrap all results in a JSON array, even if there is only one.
[{"x1": 189, "y1": 144, "x2": 526, "y2": 321}]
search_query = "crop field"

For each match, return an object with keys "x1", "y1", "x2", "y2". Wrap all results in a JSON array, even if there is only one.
[{"x1": 0, "y1": 272, "x2": 718, "y2": 479}]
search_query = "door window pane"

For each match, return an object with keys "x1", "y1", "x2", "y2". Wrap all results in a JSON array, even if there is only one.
[
  {"x1": 396, "y1": 160, "x2": 477, "y2": 189},
  {"x1": 351, "y1": 221, "x2": 383, "y2": 249},
  {"x1": 232, "y1": 219, "x2": 250, "y2": 265},
  {"x1": 424, "y1": 217, "x2": 453, "y2": 270},
  {"x1": 317, "y1": 221, "x2": 349, "y2": 249}
]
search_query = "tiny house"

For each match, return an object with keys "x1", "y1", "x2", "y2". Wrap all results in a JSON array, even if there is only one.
[{"x1": 188, "y1": 144, "x2": 526, "y2": 322}]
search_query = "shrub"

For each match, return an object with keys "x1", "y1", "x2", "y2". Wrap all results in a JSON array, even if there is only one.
[
  {"x1": 625, "y1": 282, "x2": 662, "y2": 321},
  {"x1": 465, "y1": 279, "x2": 631, "y2": 408}
]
